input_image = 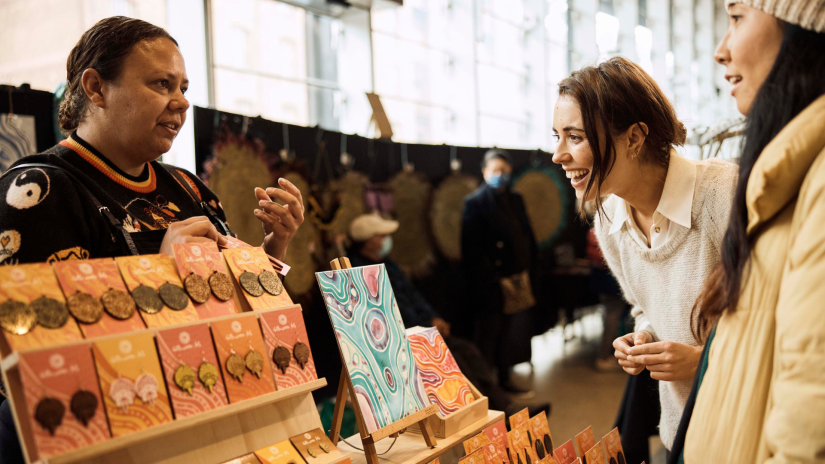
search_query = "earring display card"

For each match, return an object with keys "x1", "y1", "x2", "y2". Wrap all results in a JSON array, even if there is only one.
[
  {"x1": 483, "y1": 440, "x2": 510, "y2": 464},
  {"x1": 574, "y1": 427, "x2": 596, "y2": 460},
  {"x1": 115, "y1": 255, "x2": 200, "y2": 328},
  {"x1": 289, "y1": 428, "x2": 342, "y2": 464},
  {"x1": 463, "y1": 431, "x2": 490, "y2": 454},
  {"x1": 156, "y1": 323, "x2": 228, "y2": 418},
  {"x1": 220, "y1": 236, "x2": 291, "y2": 276},
  {"x1": 0, "y1": 263, "x2": 83, "y2": 353},
  {"x1": 18, "y1": 344, "x2": 110, "y2": 460},
  {"x1": 407, "y1": 326, "x2": 475, "y2": 417},
  {"x1": 259, "y1": 306, "x2": 317, "y2": 390},
  {"x1": 172, "y1": 243, "x2": 239, "y2": 319},
  {"x1": 584, "y1": 443, "x2": 606, "y2": 464},
  {"x1": 223, "y1": 248, "x2": 292, "y2": 311},
  {"x1": 554, "y1": 440, "x2": 578, "y2": 464},
  {"x1": 316, "y1": 264, "x2": 429, "y2": 434},
  {"x1": 254, "y1": 439, "x2": 307, "y2": 464},
  {"x1": 458, "y1": 448, "x2": 485, "y2": 464},
  {"x1": 54, "y1": 258, "x2": 146, "y2": 338},
  {"x1": 210, "y1": 314, "x2": 276, "y2": 403},
  {"x1": 529, "y1": 413, "x2": 555, "y2": 459},
  {"x1": 483, "y1": 420, "x2": 511, "y2": 464},
  {"x1": 220, "y1": 455, "x2": 264, "y2": 464},
  {"x1": 509, "y1": 407, "x2": 530, "y2": 431},
  {"x1": 508, "y1": 424, "x2": 539, "y2": 464},
  {"x1": 601, "y1": 428, "x2": 624, "y2": 464},
  {"x1": 91, "y1": 332, "x2": 173, "y2": 437}
]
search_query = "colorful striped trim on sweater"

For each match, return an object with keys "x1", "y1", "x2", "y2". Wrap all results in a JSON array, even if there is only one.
[{"x1": 60, "y1": 137, "x2": 157, "y2": 193}]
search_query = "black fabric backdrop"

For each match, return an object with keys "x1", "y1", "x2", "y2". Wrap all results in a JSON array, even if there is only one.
[{"x1": 0, "y1": 84, "x2": 58, "y2": 153}]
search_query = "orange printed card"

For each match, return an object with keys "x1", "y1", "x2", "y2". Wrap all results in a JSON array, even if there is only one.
[
  {"x1": 530, "y1": 413, "x2": 555, "y2": 459},
  {"x1": 508, "y1": 424, "x2": 538, "y2": 464},
  {"x1": 223, "y1": 247, "x2": 292, "y2": 311},
  {"x1": 18, "y1": 344, "x2": 110, "y2": 460},
  {"x1": 601, "y1": 428, "x2": 624, "y2": 464},
  {"x1": 584, "y1": 443, "x2": 606, "y2": 464},
  {"x1": 509, "y1": 407, "x2": 530, "y2": 430},
  {"x1": 211, "y1": 314, "x2": 276, "y2": 403},
  {"x1": 115, "y1": 255, "x2": 200, "y2": 328},
  {"x1": 459, "y1": 448, "x2": 487, "y2": 464},
  {"x1": 554, "y1": 440, "x2": 578, "y2": 464},
  {"x1": 254, "y1": 439, "x2": 307, "y2": 464},
  {"x1": 484, "y1": 419, "x2": 508, "y2": 442},
  {"x1": 92, "y1": 332, "x2": 172, "y2": 437},
  {"x1": 53, "y1": 258, "x2": 146, "y2": 338},
  {"x1": 172, "y1": 243, "x2": 239, "y2": 319},
  {"x1": 574, "y1": 426, "x2": 596, "y2": 458},
  {"x1": 156, "y1": 323, "x2": 228, "y2": 418},
  {"x1": 482, "y1": 439, "x2": 510, "y2": 464},
  {"x1": 464, "y1": 431, "x2": 490, "y2": 454},
  {"x1": 0, "y1": 263, "x2": 83, "y2": 354},
  {"x1": 221, "y1": 455, "x2": 263, "y2": 464},
  {"x1": 260, "y1": 307, "x2": 317, "y2": 390},
  {"x1": 290, "y1": 428, "x2": 342, "y2": 464}
]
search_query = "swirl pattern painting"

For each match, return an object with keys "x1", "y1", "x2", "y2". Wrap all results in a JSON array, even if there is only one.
[
  {"x1": 408, "y1": 327, "x2": 475, "y2": 417},
  {"x1": 316, "y1": 264, "x2": 429, "y2": 433}
]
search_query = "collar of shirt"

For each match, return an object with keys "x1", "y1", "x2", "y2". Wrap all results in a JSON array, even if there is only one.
[{"x1": 608, "y1": 151, "x2": 698, "y2": 236}]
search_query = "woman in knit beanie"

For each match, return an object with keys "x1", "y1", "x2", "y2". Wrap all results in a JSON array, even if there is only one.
[{"x1": 668, "y1": 1, "x2": 825, "y2": 463}]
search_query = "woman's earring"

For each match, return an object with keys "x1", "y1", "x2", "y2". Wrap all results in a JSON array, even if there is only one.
[
  {"x1": 70, "y1": 389, "x2": 98, "y2": 426},
  {"x1": 226, "y1": 350, "x2": 246, "y2": 382},
  {"x1": 272, "y1": 338, "x2": 291, "y2": 374},
  {"x1": 174, "y1": 363, "x2": 197, "y2": 395},
  {"x1": 246, "y1": 345, "x2": 265, "y2": 378},
  {"x1": 183, "y1": 271, "x2": 211, "y2": 304},
  {"x1": 110, "y1": 375, "x2": 136, "y2": 413},
  {"x1": 34, "y1": 397, "x2": 65, "y2": 435},
  {"x1": 293, "y1": 339, "x2": 310, "y2": 369},
  {"x1": 135, "y1": 371, "x2": 159, "y2": 406},
  {"x1": 258, "y1": 269, "x2": 283, "y2": 296},
  {"x1": 208, "y1": 270, "x2": 235, "y2": 301},
  {"x1": 199, "y1": 358, "x2": 219, "y2": 393}
]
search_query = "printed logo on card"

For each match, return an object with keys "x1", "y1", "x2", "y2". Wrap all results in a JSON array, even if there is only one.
[
  {"x1": 493, "y1": 428, "x2": 499, "y2": 437},
  {"x1": 191, "y1": 245, "x2": 202, "y2": 257},
  {"x1": 49, "y1": 354, "x2": 65, "y2": 369},
  {"x1": 231, "y1": 321, "x2": 242, "y2": 333},
  {"x1": 79, "y1": 263, "x2": 94, "y2": 275},
  {"x1": 119, "y1": 340, "x2": 132, "y2": 354},
  {"x1": 179, "y1": 331, "x2": 191, "y2": 344},
  {"x1": 304, "y1": 433, "x2": 312, "y2": 440},
  {"x1": 279, "y1": 314, "x2": 288, "y2": 325},
  {"x1": 139, "y1": 258, "x2": 151, "y2": 269},
  {"x1": 10, "y1": 268, "x2": 25, "y2": 281},
  {"x1": 269, "y1": 446, "x2": 279, "y2": 455},
  {"x1": 240, "y1": 250, "x2": 251, "y2": 260},
  {"x1": 514, "y1": 430, "x2": 520, "y2": 439}
]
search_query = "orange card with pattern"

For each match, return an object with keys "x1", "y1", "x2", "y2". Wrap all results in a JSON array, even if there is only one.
[
  {"x1": 115, "y1": 254, "x2": 200, "y2": 327},
  {"x1": 509, "y1": 407, "x2": 530, "y2": 430},
  {"x1": 584, "y1": 443, "x2": 606, "y2": 464},
  {"x1": 92, "y1": 332, "x2": 173, "y2": 437},
  {"x1": 459, "y1": 448, "x2": 487, "y2": 464},
  {"x1": 289, "y1": 428, "x2": 342, "y2": 464},
  {"x1": 554, "y1": 440, "x2": 578, "y2": 464},
  {"x1": 0, "y1": 263, "x2": 83, "y2": 353},
  {"x1": 574, "y1": 427, "x2": 596, "y2": 460},
  {"x1": 508, "y1": 424, "x2": 538, "y2": 464},
  {"x1": 156, "y1": 323, "x2": 228, "y2": 418},
  {"x1": 223, "y1": 247, "x2": 292, "y2": 311},
  {"x1": 484, "y1": 419, "x2": 511, "y2": 464},
  {"x1": 601, "y1": 428, "x2": 625, "y2": 464},
  {"x1": 529, "y1": 413, "x2": 555, "y2": 459},
  {"x1": 259, "y1": 306, "x2": 317, "y2": 390},
  {"x1": 19, "y1": 344, "x2": 110, "y2": 460},
  {"x1": 482, "y1": 439, "x2": 510, "y2": 464},
  {"x1": 464, "y1": 431, "x2": 490, "y2": 453},
  {"x1": 172, "y1": 243, "x2": 240, "y2": 319},
  {"x1": 254, "y1": 439, "x2": 307, "y2": 464},
  {"x1": 53, "y1": 258, "x2": 146, "y2": 338},
  {"x1": 211, "y1": 314, "x2": 276, "y2": 403}
]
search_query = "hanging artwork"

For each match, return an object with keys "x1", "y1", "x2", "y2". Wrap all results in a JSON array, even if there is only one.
[
  {"x1": 0, "y1": 114, "x2": 37, "y2": 174},
  {"x1": 316, "y1": 264, "x2": 429, "y2": 433},
  {"x1": 282, "y1": 171, "x2": 319, "y2": 296},
  {"x1": 513, "y1": 167, "x2": 571, "y2": 250},
  {"x1": 407, "y1": 326, "x2": 475, "y2": 417},
  {"x1": 430, "y1": 173, "x2": 479, "y2": 261},
  {"x1": 325, "y1": 171, "x2": 368, "y2": 237},
  {"x1": 389, "y1": 171, "x2": 434, "y2": 276}
]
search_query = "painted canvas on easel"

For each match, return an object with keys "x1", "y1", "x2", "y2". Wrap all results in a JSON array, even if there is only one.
[
  {"x1": 408, "y1": 326, "x2": 475, "y2": 417},
  {"x1": 316, "y1": 264, "x2": 429, "y2": 433}
]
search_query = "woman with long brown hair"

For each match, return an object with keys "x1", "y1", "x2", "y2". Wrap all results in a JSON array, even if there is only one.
[
  {"x1": 670, "y1": 1, "x2": 825, "y2": 462},
  {"x1": 551, "y1": 57, "x2": 738, "y2": 456}
]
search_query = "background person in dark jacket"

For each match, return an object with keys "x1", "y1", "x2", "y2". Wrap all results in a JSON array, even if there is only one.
[{"x1": 460, "y1": 149, "x2": 539, "y2": 396}]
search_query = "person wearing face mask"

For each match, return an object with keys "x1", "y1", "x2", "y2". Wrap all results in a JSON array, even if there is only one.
[
  {"x1": 668, "y1": 2, "x2": 825, "y2": 463},
  {"x1": 460, "y1": 149, "x2": 539, "y2": 396},
  {"x1": 0, "y1": 18, "x2": 305, "y2": 463},
  {"x1": 347, "y1": 214, "x2": 551, "y2": 420},
  {"x1": 551, "y1": 57, "x2": 738, "y2": 456}
]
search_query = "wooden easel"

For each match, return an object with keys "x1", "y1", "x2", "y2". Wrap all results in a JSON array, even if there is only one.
[{"x1": 326, "y1": 257, "x2": 438, "y2": 464}]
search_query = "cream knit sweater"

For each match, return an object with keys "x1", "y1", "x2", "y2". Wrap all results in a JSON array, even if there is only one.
[{"x1": 594, "y1": 159, "x2": 738, "y2": 450}]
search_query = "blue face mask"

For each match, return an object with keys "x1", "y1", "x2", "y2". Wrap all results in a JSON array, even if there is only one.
[
  {"x1": 379, "y1": 236, "x2": 393, "y2": 258},
  {"x1": 486, "y1": 173, "x2": 511, "y2": 189}
]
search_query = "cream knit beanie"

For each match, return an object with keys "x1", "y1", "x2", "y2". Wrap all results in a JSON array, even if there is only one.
[{"x1": 727, "y1": 0, "x2": 825, "y2": 32}]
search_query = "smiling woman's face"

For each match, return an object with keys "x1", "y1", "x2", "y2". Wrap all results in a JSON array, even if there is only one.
[
  {"x1": 715, "y1": 3, "x2": 784, "y2": 115},
  {"x1": 552, "y1": 96, "x2": 595, "y2": 200}
]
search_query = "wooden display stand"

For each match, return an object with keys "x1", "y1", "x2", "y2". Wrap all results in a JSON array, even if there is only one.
[
  {"x1": 407, "y1": 378, "x2": 489, "y2": 439},
  {"x1": 326, "y1": 258, "x2": 438, "y2": 464},
  {"x1": 0, "y1": 307, "x2": 333, "y2": 464}
]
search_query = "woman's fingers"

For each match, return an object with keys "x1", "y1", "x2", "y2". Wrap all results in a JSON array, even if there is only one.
[
  {"x1": 627, "y1": 341, "x2": 667, "y2": 357},
  {"x1": 254, "y1": 209, "x2": 289, "y2": 233},
  {"x1": 613, "y1": 333, "x2": 635, "y2": 355},
  {"x1": 265, "y1": 187, "x2": 304, "y2": 220},
  {"x1": 644, "y1": 363, "x2": 672, "y2": 372},
  {"x1": 626, "y1": 352, "x2": 668, "y2": 365},
  {"x1": 258, "y1": 201, "x2": 298, "y2": 230},
  {"x1": 179, "y1": 217, "x2": 223, "y2": 242},
  {"x1": 277, "y1": 177, "x2": 303, "y2": 208}
]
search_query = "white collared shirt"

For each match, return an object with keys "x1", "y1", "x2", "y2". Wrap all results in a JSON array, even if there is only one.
[{"x1": 608, "y1": 152, "x2": 709, "y2": 250}]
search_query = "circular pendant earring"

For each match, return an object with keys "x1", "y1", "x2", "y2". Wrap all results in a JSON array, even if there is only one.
[
  {"x1": 208, "y1": 270, "x2": 235, "y2": 301},
  {"x1": 0, "y1": 299, "x2": 37, "y2": 335},
  {"x1": 132, "y1": 285, "x2": 163, "y2": 314},
  {"x1": 31, "y1": 295, "x2": 70, "y2": 329},
  {"x1": 66, "y1": 291, "x2": 104, "y2": 324},
  {"x1": 183, "y1": 272, "x2": 210, "y2": 304},
  {"x1": 158, "y1": 282, "x2": 189, "y2": 311},
  {"x1": 101, "y1": 287, "x2": 136, "y2": 320},
  {"x1": 239, "y1": 271, "x2": 264, "y2": 297},
  {"x1": 258, "y1": 270, "x2": 283, "y2": 296}
]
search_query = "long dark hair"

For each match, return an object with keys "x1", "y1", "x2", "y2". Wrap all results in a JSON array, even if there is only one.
[
  {"x1": 58, "y1": 16, "x2": 177, "y2": 133},
  {"x1": 558, "y1": 57, "x2": 686, "y2": 218},
  {"x1": 693, "y1": 24, "x2": 825, "y2": 341}
]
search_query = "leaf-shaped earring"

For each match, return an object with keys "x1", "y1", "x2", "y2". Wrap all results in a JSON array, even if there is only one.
[
  {"x1": 272, "y1": 337, "x2": 291, "y2": 374},
  {"x1": 174, "y1": 363, "x2": 196, "y2": 395},
  {"x1": 34, "y1": 397, "x2": 64, "y2": 435},
  {"x1": 70, "y1": 389, "x2": 98, "y2": 426},
  {"x1": 245, "y1": 345, "x2": 264, "y2": 378}
]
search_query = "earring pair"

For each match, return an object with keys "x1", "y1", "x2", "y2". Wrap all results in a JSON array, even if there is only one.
[
  {"x1": 109, "y1": 373, "x2": 159, "y2": 413},
  {"x1": 68, "y1": 287, "x2": 136, "y2": 324},
  {"x1": 226, "y1": 347, "x2": 265, "y2": 382},
  {"x1": 239, "y1": 269, "x2": 283, "y2": 297},
  {"x1": 34, "y1": 390, "x2": 98, "y2": 435},
  {"x1": 183, "y1": 270, "x2": 235, "y2": 303},
  {"x1": 271, "y1": 338, "x2": 311, "y2": 374},
  {"x1": 0, "y1": 295, "x2": 69, "y2": 335},
  {"x1": 173, "y1": 360, "x2": 220, "y2": 394}
]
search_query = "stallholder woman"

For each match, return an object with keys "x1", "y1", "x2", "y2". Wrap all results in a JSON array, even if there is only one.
[{"x1": 0, "y1": 17, "x2": 305, "y2": 462}]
